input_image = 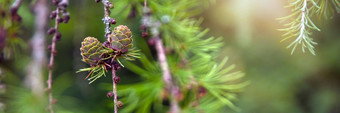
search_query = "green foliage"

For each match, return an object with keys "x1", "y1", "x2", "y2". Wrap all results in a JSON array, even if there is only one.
[
  {"x1": 314, "y1": 0, "x2": 340, "y2": 20},
  {"x1": 0, "y1": 0, "x2": 26, "y2": 60},
  {"x1": 106, "y1": 0, "x2": 248, "y2": 112},
  {"x1": 77, "y1": 65, "x2": 107, "y2": 84}
]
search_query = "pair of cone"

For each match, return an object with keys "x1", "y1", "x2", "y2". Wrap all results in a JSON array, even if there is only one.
[{"x1": 80, "y1": 25, "x2": 133, "y2": 66}]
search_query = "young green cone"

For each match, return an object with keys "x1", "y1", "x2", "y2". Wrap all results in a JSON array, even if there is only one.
[
  {"x1": 80, "y1": 37, "x2": 108, "y2": 66},
  {"x1": 108, "y1": 25, "x2": 133, "y2": 53}
]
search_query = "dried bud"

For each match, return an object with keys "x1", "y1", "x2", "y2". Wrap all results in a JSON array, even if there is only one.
[
  {"x1": 50, "y1": 11, "x2": 57, "y2": 19},
  {"x1": 52, "y1": 50, "x2": 58, "y2": 56},
  {"x1": 58, "y1": 2, "x2": 68, "y2": 10},
  {"x1": 140, "y1": 25, "x2": 147, "y2": 30},
  {"x1": 47, "y1": 28, "x2": 56, "y2": 35},
  {"x1": 95, "y1": 0, "x2": 101, "y2": 3},
  {"x1": 57, "y1": 17, "x2": 63, "y2": 23},
  {"x1": 142, "y1": 32, "x2": 148, "y2": 38},
  {"x1": 10, "y1": 7, "x2": 18, "y2": 14},
  {"x1": 114, "y1": 62, "x2": 121, "y2": 70},
  {"x1": 107, "y1": 92, "x2": 114, "y2": 98},
  {"x1": 198, "y1": 86, "x2": 207, "y2": 98},
  {"x1": 116, "y1": 101, "x2": 123, "y2": 108},
  {"x1": 55, "y1": 32, "x2": 62, "y2": 41},
  {"x1": 11, "y1": 13, "x2": 21, "y2": 22},
  {"x1": 63, "y1": 14, "x2": 70, "y2": 23},
  {"x1": 56, "y1": 35, "x2": 61, "y2": 42},
  {"x1": 110, "y1": 18, "x2": 116, "y2": 24},
  {"x1": 113, "y1": 76, "x2": 120, "y2": 83},
  {"x1": 52, "y1": 0, "x2": 60, "y2": 6},
  {"x1": 148, "y1": 38, "x2": 155, "y2": 46},
  {"x1": 107, "y1": 2, "x2": 114, "y2": 9}
]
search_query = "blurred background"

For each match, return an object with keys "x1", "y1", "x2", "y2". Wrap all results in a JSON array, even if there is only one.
[{"x1": 1, "y1": 0, "x2": 340, "y2": 113}]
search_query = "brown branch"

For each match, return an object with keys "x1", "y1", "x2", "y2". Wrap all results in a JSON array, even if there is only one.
[
  {"x1": 47, "y1": 0, "x2": 69, "y2": 112},
  {"x1": 47, "y1": 6, "x2": 60, "y2": 113},
  {"x1": 111, "y1": 66, "x2": 118, "y2": 113}
]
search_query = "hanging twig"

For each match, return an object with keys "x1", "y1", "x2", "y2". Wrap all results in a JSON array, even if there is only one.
[
  {"x1": 47, "y1": 6, "x2": 59, "y2": 113},
  {"x1": 111, "y1": 66, "x2": 118, "y2": 113},
  {"x1": 47, "y1": 0, "x2": 70, "y2": 112}
]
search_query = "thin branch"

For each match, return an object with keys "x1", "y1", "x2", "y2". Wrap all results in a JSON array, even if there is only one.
[
  {"x1": 47, "y1": 0, "x2": 69, "y2": 112},
  {"x1": 111, "y1": 66, "x2": 118, "y2": 113},
  {"x1": 101, "y1": 0, "x2": 114, "y2": 38},
  {"x1": 155, "y1": 37, "x2": 180, "y2": 113},
  {"x1": 47, "y1": 6, "x2": 59, "y2": 113}
]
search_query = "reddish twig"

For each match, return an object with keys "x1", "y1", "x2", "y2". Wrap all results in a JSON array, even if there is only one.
[
  {"x1": 47, "y1": 0, "x2": 70, "y2": 112},
  {"x1": 47, "y1": 6, "x2": 59, "y2": 113},
  {"x1": 111, "y1": 66, "x2": 118, "y2": 113}
]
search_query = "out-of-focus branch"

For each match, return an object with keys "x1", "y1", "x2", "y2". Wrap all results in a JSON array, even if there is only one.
[
  {"x1": 10, "y1": 0, "x2": 23, "y2": 21},
  {"x1": 11, "y1": 0, "x2": 24, "y2": 10},
  {"x1": 155, "y1": 37, "x2": 180, "y2": 113},
  {"x1": 26, "y1": 0, "x2": 48, "y2": 96},
  {"x1": 142, "y1": 0, "x2": 180, "y2": 111}
]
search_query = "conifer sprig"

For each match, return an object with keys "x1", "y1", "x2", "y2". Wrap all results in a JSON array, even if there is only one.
[
  {"x1": 314, "y1": 0, "x2": 340, "y2": 19},
  {"x1": 278, "y1": 0, "x2": 320, "y2": 55},
  {"x1": 104, "y1": 0, "x2": 248, "y2": 112}
]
